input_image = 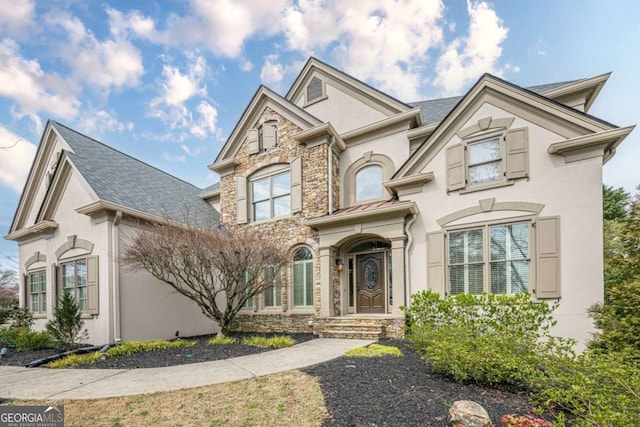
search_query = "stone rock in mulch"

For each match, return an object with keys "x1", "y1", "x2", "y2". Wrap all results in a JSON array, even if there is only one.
[{"x1": 449, "y1": 400, "x2": 492, "y2": 427}]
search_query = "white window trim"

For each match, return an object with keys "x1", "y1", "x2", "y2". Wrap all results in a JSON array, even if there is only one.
[
  {"x1": 445, "y1": 218, "x2": 534, "y2": 296},
  {"x1": 464, "y1": 130, "x2": 507, "y2": 189},
  {"x1": 27, "y1": 269, "x2": 46, "y2": 316},
  {"x1": 249, "y1": 166, "x2": 292, "y2": 223}
]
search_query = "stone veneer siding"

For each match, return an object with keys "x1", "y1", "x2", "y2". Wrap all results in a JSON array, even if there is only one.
[{"x1": 220, "y1": 107, "x2": 332, "y2": 334}]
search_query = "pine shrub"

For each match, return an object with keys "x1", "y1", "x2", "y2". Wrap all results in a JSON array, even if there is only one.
[{"x1": 46, "y1": 292, "x2": 88, "y2": 350}]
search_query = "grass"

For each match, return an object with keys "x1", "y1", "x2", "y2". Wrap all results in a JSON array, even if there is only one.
[
  {"x1": 47, "y1": 339, "x2": 196, "y2": 368},
  {"x1": 241, "y1": 335, "x2": 295, "y2": 349},
  {"x1": 344, "y1": 343, "x2": 402, "y2": 358},
  {"x1": 2, "y1": 371, "x2": 327, "y2": 427},
  {"x1": 207, "y1": 336, "x2": 238, "y2": 345}
]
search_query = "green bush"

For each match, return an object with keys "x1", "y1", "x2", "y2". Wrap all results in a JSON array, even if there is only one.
[
  {"x1": 4, "y1": 304, "x2": 33, "y2": 329},
  {"x1": 532, "y1": 351, "x2": 640, "y2": 426},
  {"x1": 345, "y1": 343, "x2": 401, "y2": 358},
  {"x1": 46, "y1": 292, "x2": 88, "y2": 350},
  {"x1": 207, "y1": 335, "x2": 238, "y2": 345},
  {"x1": 0, "y1": 327, "x2": 53, "y2": 350},
  {"x1": 241, "y1": 335, "x2": 295, "y2": 348},
  {"x1": 588, "y1": 279, "x2": 640, "y2": 357},
  {"x1": 48, "y1": 339, "x2": 196, "y2": 368},
  {"x1": 403, "y1": 291, "x2": 574, "y2": 386}
]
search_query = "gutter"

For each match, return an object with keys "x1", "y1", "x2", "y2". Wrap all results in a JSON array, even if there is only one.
[
  {"x1": 404, "y1": 213, "x2": 418, "y2": 307},
  {"x1": 112, "y1": 210, "x2": 122, "y2": 342}
]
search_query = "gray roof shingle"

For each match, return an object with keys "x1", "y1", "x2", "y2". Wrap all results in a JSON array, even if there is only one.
[
  {"x1": 409, "y1": 78, "x2": 583, "y2": 125},
  {"x1": 199, "y1": 182, "x2": 220, "y2": 198},
  {"x1": 52, "y1": 121, "x2": 219, "y2": 226}
]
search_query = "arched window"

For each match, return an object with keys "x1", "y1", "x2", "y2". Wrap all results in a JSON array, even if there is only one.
[
  {"x1": 355, "y1": 165, "x2": 383, "y2": 202},
  {"x1": 293, "y1": 247, "x2": 313, "y2": 307}
]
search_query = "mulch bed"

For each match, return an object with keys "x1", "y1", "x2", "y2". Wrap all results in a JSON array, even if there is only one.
[
  {"x1": 0, "y1": 332, "x2": 315, "y2": 369},
  {"x1": 304, "y1": 339, "x2": 542, "y2": 427},
  {"x1": 1, "y1": 335, "x2": 546, "y2": 425}
]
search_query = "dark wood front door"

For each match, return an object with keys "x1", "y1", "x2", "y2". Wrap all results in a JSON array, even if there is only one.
[{"x1": 356, "y1": 252, "x2": 385, "y2": 313}]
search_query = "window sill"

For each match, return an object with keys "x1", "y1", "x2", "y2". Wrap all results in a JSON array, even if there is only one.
[
  {"x1": 458, "y1": 179, "x2": 514, "y2": 194},
  {"x1": 251, "y1": 214, "x2": 293, "y2": 225},
  {"x1": 288, "y1": 307, "x2": 315, "y2": 314},
  {"x1": 33, "y1": 314, "x2": 47, "y2": 319}
]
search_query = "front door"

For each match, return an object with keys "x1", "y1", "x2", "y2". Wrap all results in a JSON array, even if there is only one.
[{"x1": 356, "y1": 252, "x2": 385, "y2": 313}]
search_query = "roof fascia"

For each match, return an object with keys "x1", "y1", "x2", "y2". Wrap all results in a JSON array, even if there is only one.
[
  {"x1": 548, "y1": 125, "x2": 635, "y2": 164},
  {"x1": 293, "y1": 122, "x2": 346, "y2": 152},
  {"x1": 286, "y1": 57, "x2": 411, "y2": 116},
  {"x1": 8, "y1": 121, "x2": 59, "y2": 234},
  {"x1": 5, "y1": 220, "x2": 58, "y2": 241},
  {"x1": 341, "y1": 108, "x2": 423, "y2": 145},
  {"x1": 35, "y1": 152, "x2": 73, "y2": 222},
  {"x1": 540, "y1": 72, "x2": 611, "y2": 112},
  {"x1": 199, "y1": 188, "x2": 221, "y2": 200},
  {"x1": 395, "y1": 74, "x2": 616, "y2": 179},
  {"x1": 213, "y1": 86, "x2": 321, "y2": 165},
  {"x1": 76, "y1": 200, "x2": 179, "y2": 225}
]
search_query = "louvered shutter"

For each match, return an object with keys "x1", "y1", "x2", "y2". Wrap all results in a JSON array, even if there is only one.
[
  {"x1": 505, "y1": 128, "x2": 529, "y2": 179},
  {"x1": 536, "y1": 217, "x2": 561, "y2": 298},
  {"x1": 291, "y1": 156, "x2": 302, "y2": 213},
  {"x1": 446, "y1": 143, "x2": 465, "y2": 191},
  {"x1": 54, "y1": 264, "x2": 61, "y2": 308},
  {"x1": 86, "y1": 256, "x2": 99, "y2": 315},
  {"x1": 51, "y1": 264, "x2": 58, "y2": 308},
  {"x1": 237, "y1": 176, "x2": 248, "y2": 224},
  {"x1": 427, "y1": 231, "x2": 445, "y2": 294},
  {"x1": 247, "y1": 129, "x2": 259, "y2": 155},
  {"x1": 262, "y1": 123, "x2": 277, "y2": 150},
  {"x1": 22, "y1": 273, "x2": 28, "y2": 310}
]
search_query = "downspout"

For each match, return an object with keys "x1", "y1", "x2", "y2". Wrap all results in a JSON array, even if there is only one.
[
  {"x1": 112, "y1": 210, "x2": 122, "y2": 342},
  {"x1": 328, "y1": 137, "x2": 336, "y2": 214},
  {"x1": 404, "y1": 213, "x2": 418, "y2": 307}
]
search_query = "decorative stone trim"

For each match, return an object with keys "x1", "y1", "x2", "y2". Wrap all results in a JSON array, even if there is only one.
[
  {"x1": 55, "y1": 235, "x2": 94, "y2": 259},
  {"x1": 437, "y1": 201, "x2": 545, "y2": 226},
  {"x1": 25, "y1": 251, "x2": 46, "y2": 269}
]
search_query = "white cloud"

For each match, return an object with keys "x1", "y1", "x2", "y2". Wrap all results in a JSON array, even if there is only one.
[
  {"x1": 433, "y1": 0, "x2": 509, "y2": 95},
  {"x1": 46, "y1": 12, "x2": 144, "y2": 91},
  {"x1": 0, "y1": 38, "x2": 79, "y2": 120},
  {"x1": 529, "y1": 38, "x2": 546, "y2": 56},
  {"x1": 0, "y1": 126, "x2": 37, "y2": 192},
  {"x1": 260, "y1": 55, "x2": 284, "y2": 85},
  {"x1": 0, "y1": 0, "x2": 35, "y2": 36},
  {"x1": 162, "y1": 152, "x2": 186, "y2": 163},
  {"x1": 239, "y1": 59, "x2": 253, "y2": 72},
  {"x1": 106, "y1": 8, "x2": 168, "y2": 43},
  {"x1": 190, "y1": 101, "x2": 219, "y2": 138},
  {"x1": 282, "y1": 0, "x2": 446, "y2": 100},
  {"x1": 77, "y1": 109, "x2": 134, "y2": 134}
]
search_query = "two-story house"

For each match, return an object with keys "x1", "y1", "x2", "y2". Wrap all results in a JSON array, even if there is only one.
[
  {"x1": 7, "y1": 57, "x2": 634, "y2": 347},
  {"x1": 207, "y1": 57, "x2": 633, "y2": 346}
]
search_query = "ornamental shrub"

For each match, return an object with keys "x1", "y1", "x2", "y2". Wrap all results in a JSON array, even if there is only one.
[
  {"x1": 531, "y1": 350, "x2": 640, "y2": 426},
  {"x1": 5, "y1": 304, "x2": 33, "y2": 329},
  {"x1": 403, "y1": 291, "x2": 574, "y2": 386},
  {"x1": 0, "y1": 327, "x2": 53, "y2": 350},
  {"x1": 46, "y1": 292, "x2": 88, "y2": 350},
  {"x1": 588, "y1": 279, "x2": 640, "y2": 357}
]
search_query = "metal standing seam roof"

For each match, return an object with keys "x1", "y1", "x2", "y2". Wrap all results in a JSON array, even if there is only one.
[
  {"x1": 51, "y1": 121, "x2": 219, "y2": 226},
  {"x1": 409, "y1": 79, "x2": 584, "y2": 125}
]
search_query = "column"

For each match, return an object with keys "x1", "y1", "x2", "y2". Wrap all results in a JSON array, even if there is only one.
[{"x1": 390, "y1": 237, "x2": 406, "y2": 316}]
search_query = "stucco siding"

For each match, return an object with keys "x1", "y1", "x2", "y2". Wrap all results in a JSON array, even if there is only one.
[{"x1": 404, "y1": 102, "x2": 604, "y2": 348}]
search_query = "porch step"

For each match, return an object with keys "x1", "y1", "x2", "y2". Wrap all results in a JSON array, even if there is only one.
[{"x1": 318, "y1": 317, "x2": 387, "y2": 339}]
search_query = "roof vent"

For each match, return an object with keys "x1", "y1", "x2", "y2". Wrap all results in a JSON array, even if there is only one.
[{"x1": 306, "y1": 76, "x2": 323, "y2": 103}]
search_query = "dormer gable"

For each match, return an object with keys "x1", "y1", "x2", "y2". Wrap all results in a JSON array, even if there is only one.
[
  {"x1": 285, "y1": 57, "x2": 413, "y2": 134},
  {"x1": 210, "y1": 85, "x2": 321, "y2": 176}
]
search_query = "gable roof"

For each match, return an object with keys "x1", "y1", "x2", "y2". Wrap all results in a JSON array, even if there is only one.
[
  {"x1": 285, "y1": 57, "x2": 412, "y2": 116},
  {"x1": 408, "y1": 78, "x2": 585, "y2": 126},
  {"x1": 212, "y1": 85, "x2": 322, "y2": 166},
  {"x1": 395, "y1": 73, "x2": 621, "y2": 179},
  {"x1": 7, "y1": 121, "x2": 219, "y2": 235}
]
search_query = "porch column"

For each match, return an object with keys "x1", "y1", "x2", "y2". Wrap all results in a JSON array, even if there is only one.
[
  {"x1": 390, "y1": 237, "x2": 406, "y2": 316},
  {"x1": 318, "y1": 246, "x2": 333, "y2": 317}
]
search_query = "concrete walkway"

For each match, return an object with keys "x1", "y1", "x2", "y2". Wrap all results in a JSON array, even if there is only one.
[{"x1": 0, "y1": 338, "x2": 373, "y2": 401}]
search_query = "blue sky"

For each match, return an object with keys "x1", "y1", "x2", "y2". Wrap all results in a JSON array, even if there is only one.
[{"x1": 1, "y1": 0, "x2": 639, "y2": 267}]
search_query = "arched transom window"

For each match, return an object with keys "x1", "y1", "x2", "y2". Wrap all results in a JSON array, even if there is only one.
[
  {"x1": 355, "y1": 165, "x2": 383, "y2": 203},
  {"x1": 293, "y1": 247, "x2": 313, "y2": 307}
]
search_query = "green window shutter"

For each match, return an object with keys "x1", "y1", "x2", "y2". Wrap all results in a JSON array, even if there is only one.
[
  {"x1": 236, "y1": 175, "x2": 248, "y2": 224},
  {"x1": 427, "y1": 231, "x2": 445, "y2": 294},
  {"x1": 446, "y1": 143, "x2": 465, "y2": 191},
  {"x1": 291, "y1": 156, "x2": 302, "y2": 213},
  {"x1": 86, "y1": 256, "x2": 99, "y2": 315},
  {"x1": 262, "y1": 123, "x2": 277, "y2": 150},
  {"x1": 505, "y1": 128, "x2": 529, "y2": 179},
  {"x1": 536, "y1": 216, "x2": 561, "y2": 298},
  {"x1": 247, "y1": 128, "x2": 259, "y2": 155}
]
